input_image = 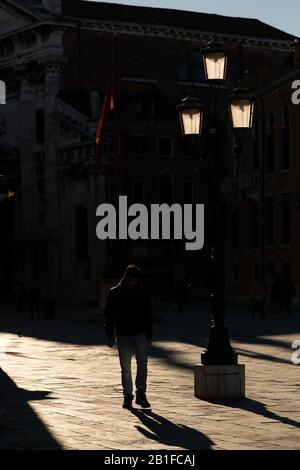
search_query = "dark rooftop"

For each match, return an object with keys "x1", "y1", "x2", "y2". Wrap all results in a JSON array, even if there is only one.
[{"x1": 60, "y1": 0, "x2": 295, "y2": 41}]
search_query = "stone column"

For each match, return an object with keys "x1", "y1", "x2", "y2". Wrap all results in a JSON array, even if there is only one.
[
  {"x1": 94, "y1": 168, "x2": 110, "y2": 308},
  {"x1": 44, "y1": 61, "x2": 61, "y2": 232},
  {"x1": 91, "y1": 172, "x2": 106, "y2": 278},
  {"x1": 19, "y1": 77, "x2": 35, "y2": 235}
]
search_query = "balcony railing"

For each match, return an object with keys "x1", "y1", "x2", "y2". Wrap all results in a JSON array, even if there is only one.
[{"x1": 222, "y1": 172, "x2": 260, "y2": 202}]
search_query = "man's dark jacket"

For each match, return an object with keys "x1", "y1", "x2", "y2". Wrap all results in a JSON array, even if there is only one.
[{"x1": 104, "y1": 280, "x2": 153, "y2": 340}]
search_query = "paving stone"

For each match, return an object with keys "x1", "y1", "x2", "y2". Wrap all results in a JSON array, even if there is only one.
[{"x1": 0, "y1": 306, "x2": 299, "y2": 450}]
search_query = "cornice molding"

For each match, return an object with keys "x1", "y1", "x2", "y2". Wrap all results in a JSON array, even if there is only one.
[
  {"x1": 254, "y1": 68, "x2": 300, "y2": 98},
  {"x1": 0, "y1": 17, "x2": 294, "y2": 51}
]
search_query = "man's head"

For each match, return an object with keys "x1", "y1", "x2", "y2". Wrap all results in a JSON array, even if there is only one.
[{"x1": 124, "y1": 264, "x2": 141, "y2": 288}]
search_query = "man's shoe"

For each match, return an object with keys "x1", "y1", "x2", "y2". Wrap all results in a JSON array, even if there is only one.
[
  {"x1": 136, "y1": 393, "x2": 151, "y2": 408},
  {"x1": 122, "y1": 394, "x2": 133, "y2": 409}
]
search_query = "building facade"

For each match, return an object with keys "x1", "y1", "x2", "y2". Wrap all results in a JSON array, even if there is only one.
[
  {"x1": 224, "y1": 53, "x2": 300, "y2": 300},
  {"x1": 0, "y1": 0, "x2": 296, "y2": 303}
]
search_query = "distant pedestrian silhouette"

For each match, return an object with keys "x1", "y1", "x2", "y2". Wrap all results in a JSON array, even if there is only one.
[
  {"x1": 270, "y1": 276, "x2": 283, "y2": 316},
  {"x1": 250, "y1": 279, "x2": 267, "y2": 319},
  {"x1": 28, "y1": 285, "x2": 41, "y2": 320},
  {"x1": 281, "y1": 275, "x2": 296, "y2": 316},
  {"x1": 174, "y1": 280, "x2": 188, "y2": 313},
  {"x1": 13, "y1": 283, "x2": 24, "y2": 311}
]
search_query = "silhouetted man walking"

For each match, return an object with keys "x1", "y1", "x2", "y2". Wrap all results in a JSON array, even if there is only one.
[{"x1": 104, "y1": 265, "x2": 153, "y2": 409}]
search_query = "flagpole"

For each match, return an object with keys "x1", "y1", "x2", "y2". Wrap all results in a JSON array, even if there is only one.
[
  {"x1": 111, "y1": 26, "x2": 122, "y2": 274},
  {"x1": 111, "y1": 26, "x2": 119, "y2": 207},
  {"x1": 94, "y1": 27, "x2": 120, "y2": 275}
]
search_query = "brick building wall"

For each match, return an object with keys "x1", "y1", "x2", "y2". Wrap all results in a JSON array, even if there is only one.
[{"x1": 0, "y1": 0, "x2": 296, "y2": 302}]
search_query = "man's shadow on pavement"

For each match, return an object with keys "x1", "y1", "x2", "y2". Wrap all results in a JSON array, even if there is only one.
[
  {"x1": 0, "y1": 368, "x2": 61, "y2": 449},
  {"x1": 129, "y1": 408, "x2": 214, "y2": 450}
]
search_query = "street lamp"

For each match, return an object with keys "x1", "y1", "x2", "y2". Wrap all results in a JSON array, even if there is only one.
[
  {"x1": 228, "y1": 88, "x2": 254, "y2": 129},
  {"x1": 176, "y1": 96, "x2": 203, "y2": 135},
  {"x1": 202, "y1": 41, "x2": 228, "y2": 81},
  {"x1": 177, "y1": 41, "x2": 254, "y2": 401}
]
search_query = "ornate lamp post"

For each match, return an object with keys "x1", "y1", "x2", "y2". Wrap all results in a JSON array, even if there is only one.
[
  {"x1": 177, "y1": 41, "x2": 254, "y2": 400},
  {"x1": 202, "y1": 40, "x2": 228, "y2": 81}
]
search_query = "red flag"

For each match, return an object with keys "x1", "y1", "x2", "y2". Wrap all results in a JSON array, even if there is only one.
[{"x1": 95, "y1": 70, "x2": 115, "y2": 176}]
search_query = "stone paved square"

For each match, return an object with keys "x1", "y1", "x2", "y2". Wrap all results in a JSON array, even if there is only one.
[{"x1": 0, "y1": 304, "x2": 299, "y2": 450}]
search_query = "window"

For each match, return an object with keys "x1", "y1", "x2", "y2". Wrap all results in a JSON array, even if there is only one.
[
  {"x1": 251, "y1": 203, "x2": 259, "y2": 247},
  {"x1": 231, "y1": 209, "x2": 239, "y2": 249},
  {"x1": 142, "y1": 97, "x2": 156, "y2": 118},
  {"x1": 232, "y1": 264, "x2": 239, "y2": 282},
  {"x1": 183, "y1": 181, "x2": 194, "y2": 204},
  {"x1": 74, "y1": 205, "x2": 88, "y2": 262},
  {"x1": 158, "y1": 136, "x2": 173, "y2": 157},
  {"x1": 106, "y1": 133, "x2": 120, "y2": 155},
  {"x1": 178, "y1": 56, "x2": 189, "y2": 81},
  {"x1": 253, "y1": 263, "x2": 260, "y2": 281},
  {"x1": 281, "y1": 193, "x2": 291, "y2": 245},
  {"x1": 35, "y1": 152, "x2": 45, "y2": 176},
  {"x1": 108, "y1": 178, "x2": 118, "y2": 201},
  {"x1": 159, "y1": 172, "x2": 173, "y2": 204},
  {"x1": 282, "y1": 107, "x2": 291, "y2": 170},
  {"x1": 178, "y1": 51, "x2": 206, "y2": 82},
  {"x1": 267, "y1": 112, "x2": 275, "y2": 174},
  {"x1": 0, "y1": 80, "x2": 6, "y2": 104},
  {"x1": 132, "y1": 179, "x2": 145, "y2": 203},
  {"x1": 130, "y1": 135, "x2": 146, "y2": 156},
  {"x1": 191, "y1": 51, "x2": 206, "y2": 82},
  {"x1": 37, "y1": 211, "x2": 46, "y2": 225},
  {"x1": 268, "y1": 260, "x2": 275, "y2": 280},
  {"x1": 39, "y1": 246, "x2": 50, "y2": 281},
  {"x1": 252, "y1": 121, "x2": 260, "y2": 171},
  {"x1": 179, "y1": 138, "x2": 191, "y2": 158},
  {"x1": 36, "y1": 109, "x2": 45, "y2": 143},
  {"x1": 36, "y1": 178, "x2": 45, "y2": 207},
  {"x1": 283, "y1": 258, "x2": 291, "y2": 277},
  {"x1": 266, "y1": 197, "x2": 275, "y2": 245}
]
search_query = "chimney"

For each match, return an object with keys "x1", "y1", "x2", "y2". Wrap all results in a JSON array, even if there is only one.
[{"x1": 42, "y1": 0, "x2": 62, "y2": 15}]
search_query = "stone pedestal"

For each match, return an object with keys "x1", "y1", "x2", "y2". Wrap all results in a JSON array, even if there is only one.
[{"x1": 194, "y1": 364, "x2": 245, "y2": 401}]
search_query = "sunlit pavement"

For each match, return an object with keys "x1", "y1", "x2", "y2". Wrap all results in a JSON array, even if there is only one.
[{"x1": 0, "y1": 304, "x2": 299, "y2": 450}]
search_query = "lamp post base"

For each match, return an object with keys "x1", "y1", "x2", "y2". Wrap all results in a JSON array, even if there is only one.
[
  {"x1": 201, "y1": 350, "x2": 238, "y2": 365},
  {"x1": 201, "y1": 325, "x2": 238, "y2": 365},
  {"x1": 194, "y1": 364, "x2": 245, "y2": 401}
]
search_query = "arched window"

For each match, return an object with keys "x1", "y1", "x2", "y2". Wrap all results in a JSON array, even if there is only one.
[
  {"x1": 39, "y1": 246, "x2": 50, "y2": 281},
  {"x1": 267, "y1": 112, "x2": 275, "y2": 174},
  {"x1": 36, "y1": 178, "x2": 45, "y2": 207},
  {"x1": 178, "y1": 56, "x2": 189, "y2": 81},
  {"x1": 191, "y1": 51, "x2": 205, "y2": 82},
  {"x1": 158, "y1": 171, "x2": 174, "y2": 204},
  {"x1": 282, "y1": 106, "x2": 291, "y2": 169},
  {"x1": 74, "y1": 205, "x2": 88, "y2": 262},
  {"x1": 232, "y1": 208, "x2": 239, "y2": 249}
]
